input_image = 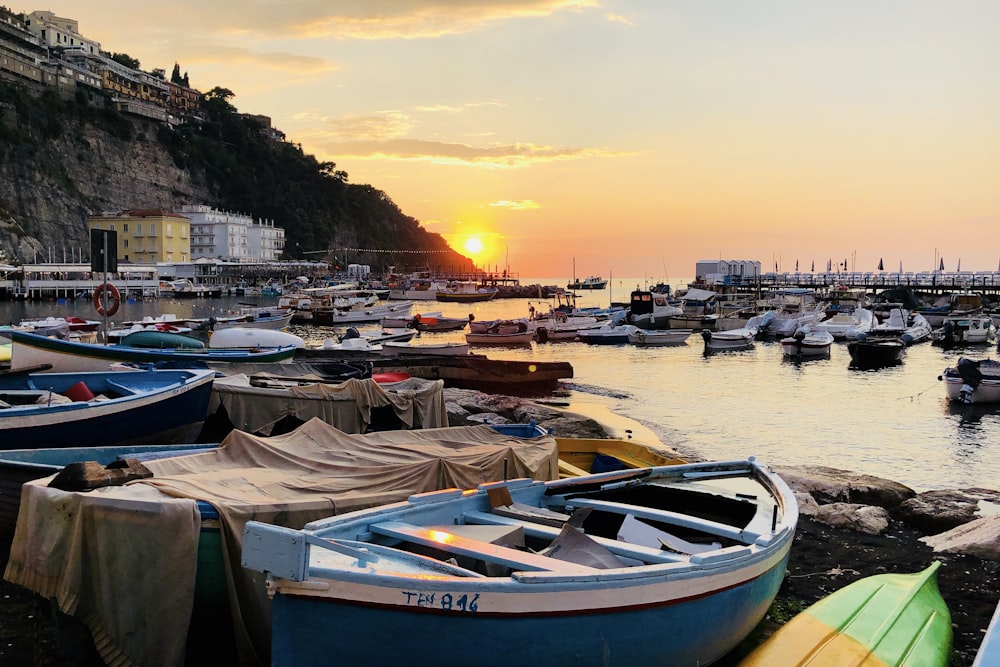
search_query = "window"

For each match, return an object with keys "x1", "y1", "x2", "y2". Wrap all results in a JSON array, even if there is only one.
[
  {"x1": 123, "y1": 239, "x2": 129, "y2": 248},
  {"x1": 123, "y1": 223, "x2": 128, "y2": 232},
  {"x1": 150, "y1": 223, "x2": 156, "y2": 234},
  {"x1": 136, "y1": 223, "x2": 141, "y2": 235}
]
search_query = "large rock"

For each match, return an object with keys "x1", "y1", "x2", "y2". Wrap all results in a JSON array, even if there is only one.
[
  {"x1": 810, "y1": 503, "x2": 891, "y2": 535},
  {"x1": 442, "y1": 388, "x2": 609, "y2": 438},
  {"x1": 774, "y1": 465, "x2": 916, "y2": 509},
  {"x1": 894, "y1": 488, "x2": 1000, "y2": 533},
  {"x1": 920, "y1": 516, "x2": 1000, "y2": 560}
]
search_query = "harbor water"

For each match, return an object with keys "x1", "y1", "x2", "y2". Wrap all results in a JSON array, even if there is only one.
[{"x1": 2, "y1": 277, "x2": 997, "y2": 493}]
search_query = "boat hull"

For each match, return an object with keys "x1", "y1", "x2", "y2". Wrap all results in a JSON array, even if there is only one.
[
  {"x1": 0, "y1": 369, "x2": 214, "y2": 449},
  {"x1": 10, "y1": 330, "x2": 297, "y2": 372},
  {"x1": 270, "y1": 555, "x2": 789, "y2": 667}
]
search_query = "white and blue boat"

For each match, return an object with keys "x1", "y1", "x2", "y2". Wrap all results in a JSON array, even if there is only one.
[
  {"x1": 7, "y1": 329, "x2": 298, "y2": 373},
  {"x1": 0, "y1": 367, "x2": 215, "y2": 449},
  {"x1": 243, "y1": 457, "x2": 798, "y2": 667}
]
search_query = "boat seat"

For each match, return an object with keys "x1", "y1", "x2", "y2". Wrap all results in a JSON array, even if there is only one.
[
  {"x1": 369, "y1": 521, "x2": 596, "y2": 573},
  {"x1": 462, "y1": 510, "x2": 684, "y2": 564},
  {"x1": 565, "y1": 498, "x2": 759, "y2": 544}
]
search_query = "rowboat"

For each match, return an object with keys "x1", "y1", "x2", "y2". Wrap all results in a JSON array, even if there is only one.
[
  {"x1": 847, "y1": 336, "x2": 905, "y2": 369},
  {"x1": 975, "y1": 599, "x2": 1000, "y2": 666},
  {"x1": 0, "y1": 367, "x2": 215, "y2": 449},
  {"x1": 8, "y1": 329, "x2": 299, "y2": 372},
  {"x1": 739, "y1": 562, "x2": 951, "y2": 666},
  {"x1": 243, "y1": 457, "x2": 798, "y2": 667},
  {"x1": 627, "y1": 329, "x2": 692, "y2": 346},
  {"x1": 381, "y1": 341, "x2": 471, "y2": 356}
]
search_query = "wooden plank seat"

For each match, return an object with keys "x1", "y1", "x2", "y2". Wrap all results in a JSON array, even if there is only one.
[
  {"x1": 369, "y1": 521, "x2": 596, "y2": 573},
  {"x1": 462, "y1": 510, "x2": 685, "y2": 565},
  {"x1": 564, "y1": 498, "x2": 758, "y2": 544}
]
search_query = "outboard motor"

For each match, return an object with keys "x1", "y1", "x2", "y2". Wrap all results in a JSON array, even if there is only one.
[
  {"x1": 941, "y1": 320, "x2": 955, "y2": 345},
  {"x1": 956, "y1": 357, "x2": 983, "y2": 404},
  {"x1": 343, "y1": 327, "x2": 361, "y2": 340}
]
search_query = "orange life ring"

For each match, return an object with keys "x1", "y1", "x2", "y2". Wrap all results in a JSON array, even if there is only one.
[{"x1": 93, "y1": 283, "x2": 121, "y2": 317}]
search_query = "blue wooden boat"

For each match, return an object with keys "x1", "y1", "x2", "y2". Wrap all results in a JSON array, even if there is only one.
[
  {"x1": 0, "y1": 367, "x2": 215, "y2": 449},
  {"x1": 243, "y1": 457, "x2": 798, "y2": 667},
  {"x1": 8, "y1": 329, "x2": 297, "y2": 373}
]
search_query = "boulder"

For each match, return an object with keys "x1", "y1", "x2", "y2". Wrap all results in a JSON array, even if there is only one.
[
  {"x1": 808, "y1": 502, "x2": 891, "y2": 535},
  {"x1": 894, "y1": 488, "x2": 1000, "y2": 533},
  {"x1": 774, "y1": 465, "x2": 916, "y2": 509},
  {"x1": 465, "y1": 412, "x2": 510, "y2": 426},
  {"x1": 534, "y1": 416, "x2": 608, "y2": 439},
  {"x1": 920, "y1": 516, "x2": 1000, "y2": 560}
]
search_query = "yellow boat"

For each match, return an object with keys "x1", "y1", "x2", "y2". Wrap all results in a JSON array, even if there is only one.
[
  {"x1": 0, "y1": 343, "x2": 11, "y2": 363},
  {"x1": 555, "y1": 436, "x2": 686, "y2": 477}
]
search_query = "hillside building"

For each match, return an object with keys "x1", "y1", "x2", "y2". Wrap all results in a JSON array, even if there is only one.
[
  {"x1": 88, "y1": 209, "x2": 191, "y2": 264},
  {"x1": 180, "y1": 204, "x2": 285, "y2": 261}
]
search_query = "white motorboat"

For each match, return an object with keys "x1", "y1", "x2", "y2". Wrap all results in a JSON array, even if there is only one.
[
  {"x1": 381, "y1": 341, "x2": 470, "y2": 356},
  {"x1": 931, "y1": 314, "x2": 994, "y2": 348},
  {"x1": 628, "y1": 329, "x2": 692, "y2": 346},
  {"x1": 763, "y1": 289, "x2": 826, "y2": 337},
  {"x1": 814, "y1": 306, "x2": 875, "y2": 340},
  {"x1": 701, "y1": 312, "x2": 774, "y2": 354},
  {"x1": 624, "y1": 290, "x2": 683, "y2": 330},
  {"x1": 780, "y1": 328, "x2": 835, "y2": 358},
  {"x1": 939, "y1": 357, "x2": 1000, "y2": 404},
  {"x1": 850, "y1": 307, "x2": 932, "y2": 345},
  {"x1": 577, "y1": 324, "x2": 641, "y2": 345}
]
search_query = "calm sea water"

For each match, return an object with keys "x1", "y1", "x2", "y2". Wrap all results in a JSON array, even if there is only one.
[{"x1": 3, "y1": 276, "x2": 997, "y2": 493}]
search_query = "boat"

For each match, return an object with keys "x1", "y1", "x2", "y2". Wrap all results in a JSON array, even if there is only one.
[
  {"x1": 938, "y1": 357, "x2": 1000, "y2": 404},
  {"x1": 551, "y1": 434, "x2": 686, "y2": 477},
  {"x1": 624, "y1": 290, "x2": 683, "y2": 330},
  {"x1": 18, "y1": 316, "x2": 101, "y2": 336},
  {"x1": 207, "y1": 327, "x2": 305, "y2": 350},
  {"x1": 780, "y1": 327, "x2": 835, "y2": 358},
  {"x1": 975, "y1": 599, "x2": 1000, "y2": 666},
  {"x1": 386, "y1": 275, "x2": 449, "y2": 301},
  {"x1": 739, "y1": 562, "x2": 951, "y2": 667},
  {"x1": 815, "y1": 304, "x2": 875, "y2": 340},
  {"x1": 4, "y1": 421, "x2": 565, "y2": 667},
  {"x1": 381, "y1": 341, "x2": 471, "y2": 357},
  {"x1": 763, "y1": 288, "x2": 827, "y2": 337},
  {"x1": 567, "y1": 275, "x2": 607, "y2": 290},
  {"x1": 847, "y1": 335, "x2": 906, "y2": 369},
  {"x1": 409, "y1": 312, "x2": 473, "y2": 332},
  {"x1": 701, "y1": 311, "x2": 775, "y2": 354},
  {"x1": 931, "y1": 314, "x2": 994, "y2": 348},
  {"x1": 917, "y1": 290, "x2": 984, "y2": 328},
  {"x1": 8, "y1": 330, "x2": 299, "y2": 373},
  {"x1": 121, "y1": 329, "x2": 204, "y2": 349},
  {"x1": 212, "y1": 308, "x2": 294, "y2": 331},
  {"x1": 855, "y1": 306, "x2": 933, "y2": 345},
  {"x1": 314, "y1": 300, "x2": 415, "y2": 325},
  {"x1": 436, "y1": 281, "x2": 499, "y2": 303},
  {"x1": 242, "y1": 457, "x2": 798, "y2": 667},
  {"x1": 627, "y1": 329, "x2": 692, "y2": 346},
  {"x1": 465, "y1": 320, "x2": 534, "y2": 346},
  {"x1": 577, "y1": 323, "x2": 641, "y2": 345},
  {"x1": 160, "y1": 278, "x2": 223, "y2": 298},
  {"x1": 668, "y1": 287, "x2": 722, "y2": 331},
  {"x1": 0, "y1": 367, "x2": 215, "y2": 449}
]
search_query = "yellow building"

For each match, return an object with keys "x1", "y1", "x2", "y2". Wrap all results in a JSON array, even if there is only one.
[{"x1": 87, "y1": 209, "x2": 190, "y2": 263}]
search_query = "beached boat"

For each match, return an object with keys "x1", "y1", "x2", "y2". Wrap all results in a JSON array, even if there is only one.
[
  {"x1": 847, "y1": 336, "x2": 905, "y2": 369},
  {"x1": 627, "y1": 328, "x2": 692, "y2": 346},
  {"x1": 739, "y1": 562, "x2": 951, "y2": 667},
  {"x1": 8, "y1": 330, "x2": 299, "y2": 373},
  {"x1": 436, "y1": 281, "x2": 499, "y2": 303},
  {"x1": 242, "y1": 457, "x2": 798, "y2": 667},
  {"x1": 939, "y1": 357, "x2": 1000, "y2": 404},
  {"x1": 780, "y1": 328, "x2": 835, "y2": 358},
  {"x1": 0, "y1": 367, "x2": 215, "y2": 449},
  {"x1": 551, "y1": 435, "x2": 686, "y2": 477}
]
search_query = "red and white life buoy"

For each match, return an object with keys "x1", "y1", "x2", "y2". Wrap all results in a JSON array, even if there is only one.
[{"x1": 93, "y1": 283, "x2": 121, "y2": 317}]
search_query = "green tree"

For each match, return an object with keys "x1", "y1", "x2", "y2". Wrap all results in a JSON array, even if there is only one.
[{"x1": 110, "y1": 52, "x2": 140, "y2": 70}]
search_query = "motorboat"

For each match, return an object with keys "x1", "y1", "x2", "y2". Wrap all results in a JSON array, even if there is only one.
[
  {"x1": 780, "y1": 328, "x2": 834, "y2": 358},
  {"x1": 566, "y1": 275, "x2": 607, "y2": 290},
  {"x1": 436, "y1": 281, "x2": 499, "y2": 303},
  {"x1": 577, "y1": 324, "x2": 641, "y2": 345},
  {"x1": 939, "y1": 357, "x2": 1000, "y2": 404},
  {"x1": 847, "y1": 335, "x2": 905, "y2": 369},
  {"x1": 624, "y1": 290, "x2": 683, "y2": 330},
  {"x1": 852, "y1": 307, "x2": 932, "y2": 345},
  {"x1": 931, "y1": 315, "x2": 994, "y2": 348},
  {"x1": 762, "y1": 289, "x2": 827, "y2": 337},
  {"x1": 466, "y1": 320, "x2": 533, "y2": 346},
  {"x1": 627, "y1": 329, "x2": 692, "y2": 346},
  {"x1": 701, "y1": 311, "x2": 774, "y2": 354},
  {"x1": 409, "y1": 312, "x2": 473, "y2": 332},
  {"x1": 381, "y1": 341, "x2": 471, "y2": 356},
  {"x1": 814, "y1": 306, "x2": 875, "y2": 340}
]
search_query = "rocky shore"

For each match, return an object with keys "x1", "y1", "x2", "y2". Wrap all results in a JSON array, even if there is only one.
[{"x1": 0, "y1": 388, "x2": 997, "y2": 665}]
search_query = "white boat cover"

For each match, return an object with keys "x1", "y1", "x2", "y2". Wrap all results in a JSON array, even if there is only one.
[
  {"x1": 210, "y1": 375, "x2": 447, "y2": 435},
  {"x1": 4, "y1": 420, "x2": 559, "y2": 667}
]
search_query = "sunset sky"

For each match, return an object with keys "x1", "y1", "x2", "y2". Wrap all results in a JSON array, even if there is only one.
[{"x1": 33, "y1": 1, "x2": 1000, "y2": 280}]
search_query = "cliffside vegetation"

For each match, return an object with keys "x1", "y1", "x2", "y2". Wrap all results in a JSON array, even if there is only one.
[{"x1": 0, "y1": 80, "x2": 470, "y2": 271}]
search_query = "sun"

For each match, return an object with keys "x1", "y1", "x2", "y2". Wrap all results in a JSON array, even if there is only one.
[{"x1": 463, "y1": 236, "x2": 485, "y2": 256}]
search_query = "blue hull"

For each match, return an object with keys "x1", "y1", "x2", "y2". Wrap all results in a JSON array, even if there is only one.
[
  {"x1": 269, "y1": 556, "x2": 788, "y2": 667},
  {"x1": 0, "y1": 381, "x2": 213, "y2": 449}
]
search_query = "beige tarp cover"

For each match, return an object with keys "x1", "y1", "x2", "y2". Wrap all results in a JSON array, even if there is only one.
[
  {"x1": 209, "y1": 375, "x2": 447, "y2": 435},
  {"x1": 4, "y1": 420, "x2": 559, "y2": 667}
]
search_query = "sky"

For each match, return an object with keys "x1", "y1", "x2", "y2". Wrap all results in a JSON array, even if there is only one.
[{"x1": 31, "y1": 1, "x2": 1000, "y2": 280}]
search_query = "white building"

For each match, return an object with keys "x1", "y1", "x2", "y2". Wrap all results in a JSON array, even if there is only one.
[
  {"x1": 24, "y1": 11, "x2": 101, "y2": 55},
  {"x1": 180, "y1": 204, "x2": 285, "y2": 261},
  {"x1": 695, "y1": 259, "x2": 761, "y2": 285}
]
